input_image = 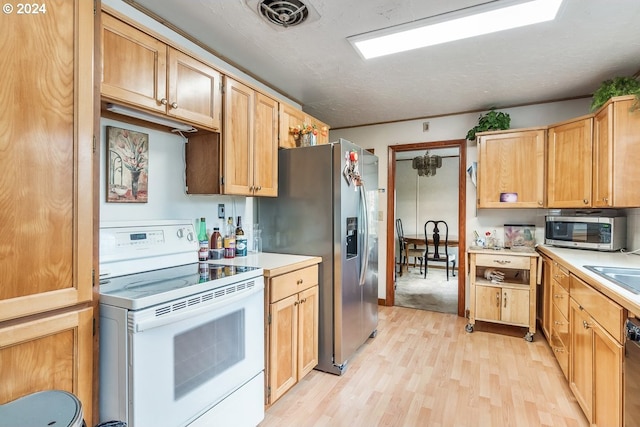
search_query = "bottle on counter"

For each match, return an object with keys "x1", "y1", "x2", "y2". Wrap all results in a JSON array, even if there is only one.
[
  {"x1": 224, "y1": 217, "x2": 236, "y2": 258},
  {"x1": 235, "y1": 216, "x2": 247, "y2": 257},
  {"x1": 209, "y1": 226, "x2": 224, "y2": 260},
  {"x1": 198, "y1": 217, "x2": 209, "y2": 261}
]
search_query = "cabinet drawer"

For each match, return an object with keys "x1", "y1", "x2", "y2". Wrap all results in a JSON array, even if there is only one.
[
  {"x1": 551, "y1": 279, "x2": 569, "y2": 318},
  {"x1": 551, "y1": 304, "x2": 569, "y2": 348},
  {"x1": 474, "y1": 254, "x2": 530, "y2": 270},
  {"x1": 570, "y1": 275, "x2": 624, "y2": 343},
  {"x1": 270, "y1": 265, "x2": 319, "y2": 303},
  {"x1": 550, "y1": 333, "x2": 569, "y2": 379},
  {"x1": 552, "y1": 262, "x2": 570, "y2": 292}
]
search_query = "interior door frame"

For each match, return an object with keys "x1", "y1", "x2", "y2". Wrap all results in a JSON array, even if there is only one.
[{"x1": 386, "y1": 139, "x2": 467, "y2": 317}]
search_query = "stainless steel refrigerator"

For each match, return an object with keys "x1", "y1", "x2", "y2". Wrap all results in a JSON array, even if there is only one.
[{"x1": 259, "y1": 138, "x2": 379, "y2": 375}]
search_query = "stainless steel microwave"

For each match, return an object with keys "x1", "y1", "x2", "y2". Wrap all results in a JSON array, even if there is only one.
[{"x1": 545, "y1": 215, "x2": 626, "y2": 251}]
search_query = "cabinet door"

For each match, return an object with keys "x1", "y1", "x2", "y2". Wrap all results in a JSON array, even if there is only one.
[
  {"x1": 547, "y1": 117, "x2": 593, "y2": 208},
  {"x1": 0, "y1": 307, "x2": 93, "y2": 421},
  {"x1": 253, "y1": 92, "x2": 279, "y2": 197},
  {"x1": 297, "y1": 286, "x2": 318, "y2": 380},
  {"x1": 223, "y1": 78, "x2": 254, "y2": 195},
  {"x1": 279, "y1": 102, "x2": 306, "y2": 148},
  {"x1": 592, "y1": 104, "x2": 613, "y2": 207},
  {"x1": 168, "y1": 48, "x2": 222, "y2": 131},
  {"x1": 475, "y1": 285, "x2": 501, "y2": 321},
  {"x1": 269, "y1": 294, "x2": 298, "y2": 403},
  {"x1": 593, "y1": 321, "x2": 622, "y2": 426},
  {"x1": 569, "y1": 298, "x2": 593, "y2": 421},
  {"x1": 501, "y1": 288, "x2": 529, "y2": 326},
  {"x1": 607, "y1": 97, "x2": 640, "y2": 207},
  {"x1": 101, "y1": 13, "x2": 167, "y2": 114},
  {"x1": 477, "y1": 129, "x2": 545, "y2": 208},
  {"x1": 0, "y1": 0, "x2": 93, "y2": 321}
]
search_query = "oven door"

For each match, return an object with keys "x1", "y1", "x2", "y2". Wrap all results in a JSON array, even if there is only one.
[{"x1": 128, "y1": 283, "x2": 264, "y2": 427}]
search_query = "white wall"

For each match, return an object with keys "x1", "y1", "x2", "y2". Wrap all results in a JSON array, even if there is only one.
[
  {"x1": 329, "y1": 98, "x2": 598, "y2": 301},
  {"x1": 100, "y1": 118, "x2": 253, "y2": 236}
]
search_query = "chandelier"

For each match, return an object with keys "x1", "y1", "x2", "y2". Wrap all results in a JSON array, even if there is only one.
[{"x1": 412, "y1": 151, "x2": 442, "y2": 176}]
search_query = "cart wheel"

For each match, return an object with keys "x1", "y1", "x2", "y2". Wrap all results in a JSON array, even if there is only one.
[
  {"x1": 465, "y1": 324, "x2": 474, "y2": 333},
  {"x1": 524, "y1": 332, "x2": 534, "y2": 342}
]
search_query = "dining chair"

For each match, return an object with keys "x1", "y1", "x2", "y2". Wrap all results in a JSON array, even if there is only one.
[
  {"x1": 396, "y1": 218, "x2": 424, "y2": 275},
  {"x1": 423, "y1": 220, "x2": 456, "y2": 281}
]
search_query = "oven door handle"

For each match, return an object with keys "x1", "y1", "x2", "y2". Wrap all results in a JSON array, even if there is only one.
[{"x1": 132, "y1": 285, "x2": 263, "y2": 332}]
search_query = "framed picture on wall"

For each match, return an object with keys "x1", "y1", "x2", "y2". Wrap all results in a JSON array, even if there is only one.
[{"x1": 107, "y1": 126, "x2": 149, "y2": 203}]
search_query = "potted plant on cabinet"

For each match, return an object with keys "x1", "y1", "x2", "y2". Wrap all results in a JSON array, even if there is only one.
[
  {"x1": 590, "y1": 76, "x2": 640, "y2": 111},
  {"x1": 466, "y1": 108, "x2": 511, "y2": 141}
]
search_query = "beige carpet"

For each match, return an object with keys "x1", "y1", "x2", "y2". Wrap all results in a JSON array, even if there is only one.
[{"x1": 394, "y1": 266, "x2": 458, "y2": 314}]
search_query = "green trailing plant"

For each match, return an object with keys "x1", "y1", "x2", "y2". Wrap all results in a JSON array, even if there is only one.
[
  {"x1": 590, "y1": 76, "x2": 640, "y2": 111},
  {"x1": 466, "y1": 109, "x2": 511, "y2": 141}
]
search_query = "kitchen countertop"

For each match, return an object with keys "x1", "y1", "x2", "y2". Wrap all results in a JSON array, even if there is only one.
[
  {"x1": 537, "y1": 245, "x2": 640, "y2": 315},
  {"x1": 206, "y1": 252, "x2": 322, "y2": 278}
]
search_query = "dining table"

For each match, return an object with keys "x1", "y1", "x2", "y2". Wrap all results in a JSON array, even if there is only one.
[{"x1": 403, "y1": 234, "x2": 459, "y2": 247}]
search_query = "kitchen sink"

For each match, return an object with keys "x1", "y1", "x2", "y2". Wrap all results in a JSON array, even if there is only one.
[{"x1": 584, "y1": 265, "x2": 640, "y2": 294}]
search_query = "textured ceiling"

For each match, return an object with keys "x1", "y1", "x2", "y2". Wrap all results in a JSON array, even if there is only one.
[{"x1": 126, "y1": 0, "x2": 640, "y2": 129}]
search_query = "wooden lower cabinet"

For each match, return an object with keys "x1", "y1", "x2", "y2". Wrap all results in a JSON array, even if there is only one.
[
  {"x1": 0, "y1": 307, "x2": 94, "y2": 423},
  {"x1": 569, "y1": 275, "x2": 623, "y2": 426},
  {"x1": 467, "y1": 250, "x2": 539, "y2": 340},
  {"x1": 267, "y1": 265, "x2": 319, "y2": 404}
]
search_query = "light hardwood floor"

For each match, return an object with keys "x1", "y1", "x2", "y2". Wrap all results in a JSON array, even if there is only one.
[{"x1": 259, "y1": 306, "x2": 588, "y2": 427}]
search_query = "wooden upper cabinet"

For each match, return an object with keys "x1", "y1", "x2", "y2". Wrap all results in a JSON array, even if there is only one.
[
  {"x1": 476, "y1": 128, "x2": 546, "y2": 208},
  {"x1": 593, "y1": 96, "x2": 640, "y2": 208},
  {"x1": 101, "y1": 13, "x2": 167, "y2": 114},
  {"x1": 168, "y1": 48, "x2": 222, "y2": 130},
  {"x1": 101, "y1": 13, "x2": 222, "y2": 131},
  {"x1": 223, "y1": 77, "x2": 278, "y2": 197},
  {"x1": 0, "y1": 0, "x2": 93, "y2": 321},
  {"x1": 253, "y1": 92, "x2": 279, "y2": 197},
  {"x1": 547, "y1": 116, "x2": 593, "y2": 208},
  {"x1": 279, "y1": 102, "x2": 330, "y2": 148}
]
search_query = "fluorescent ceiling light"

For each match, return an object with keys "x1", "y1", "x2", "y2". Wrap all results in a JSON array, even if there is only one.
[
  {"x1": 348, "y1": 0, "x2": 563, "y2": 59},
  {"x1": 106, "y1": 103, "x2": 197, "y2": 132}
]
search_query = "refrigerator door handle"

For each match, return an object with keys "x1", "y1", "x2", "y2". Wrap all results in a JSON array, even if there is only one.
[{"x1": 359, "y1": 182, "x2": 370, "y2": 286}]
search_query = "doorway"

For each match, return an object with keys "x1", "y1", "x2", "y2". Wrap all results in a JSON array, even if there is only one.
[{"x1": 385, "y1": 139, "x2": 467, "y2": 317}]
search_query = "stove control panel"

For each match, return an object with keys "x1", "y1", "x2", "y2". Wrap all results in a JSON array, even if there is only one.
[{"x1": 99, "y1": 221, "x2": 198, "y2": 277}]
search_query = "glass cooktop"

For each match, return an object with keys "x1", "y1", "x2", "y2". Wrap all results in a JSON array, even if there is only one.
[{"x1": 99, "y1": 262, "x2": 262, "y2": 310}]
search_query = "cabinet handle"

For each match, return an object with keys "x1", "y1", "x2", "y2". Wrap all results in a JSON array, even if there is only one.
[
  {"x1": 294, "y1": 300, "x2": 299, "y2": 306},
  {"x1": 494, "y1": 260, "x2": 511, "y2": 265},
  {"x1": 297, "y1": 279, "x2": 303, "y2": 285},
  {"x1": 160, "y1": 98, "x2": 168, "y2": 105},
  {"x1": 300, "y1": 298, "x2": 307, "y2": 303},
  {"x1": 553, "y1": 294, "x2": 563, "y2": 299},
  {"x1": 554, "y1": 347, "x2": 564, "y2": 353},
  {"x1": 257, "y1": 186, "x2": 262, "y2": 191},
  {"x1": 603, "y1": 197, "x2": 608, "y2": 203},
  {"x1": 170, "y1": 101, "x2": 178, "y2": 109},
  {"x1": 583, "y1": 320, "x2": 592, "y2": 329},
  {"x1": 496, "y1": 292, "x2": 500, "y2": 307},
  {"x1": 538, "y1": 200, "x2": 543, "y2": 206},
  {"x1": 503, "y1": 292, "x2": 507, "y2": 308},
  {"x1": 554, "y1": 320, "x2": 564, "y2": 326},
  {"x1": 583, "y1": 199, "x2": 589, "y2": 204}
]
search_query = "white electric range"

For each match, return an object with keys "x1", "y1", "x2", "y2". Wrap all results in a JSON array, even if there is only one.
[{"x1": 98, "y1": 220, "x2": 265, "y2": 427}]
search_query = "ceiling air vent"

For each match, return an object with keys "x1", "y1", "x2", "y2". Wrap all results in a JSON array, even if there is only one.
[{"x1": 246, "y1": 0, "x2": 320, "y2": 30}]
